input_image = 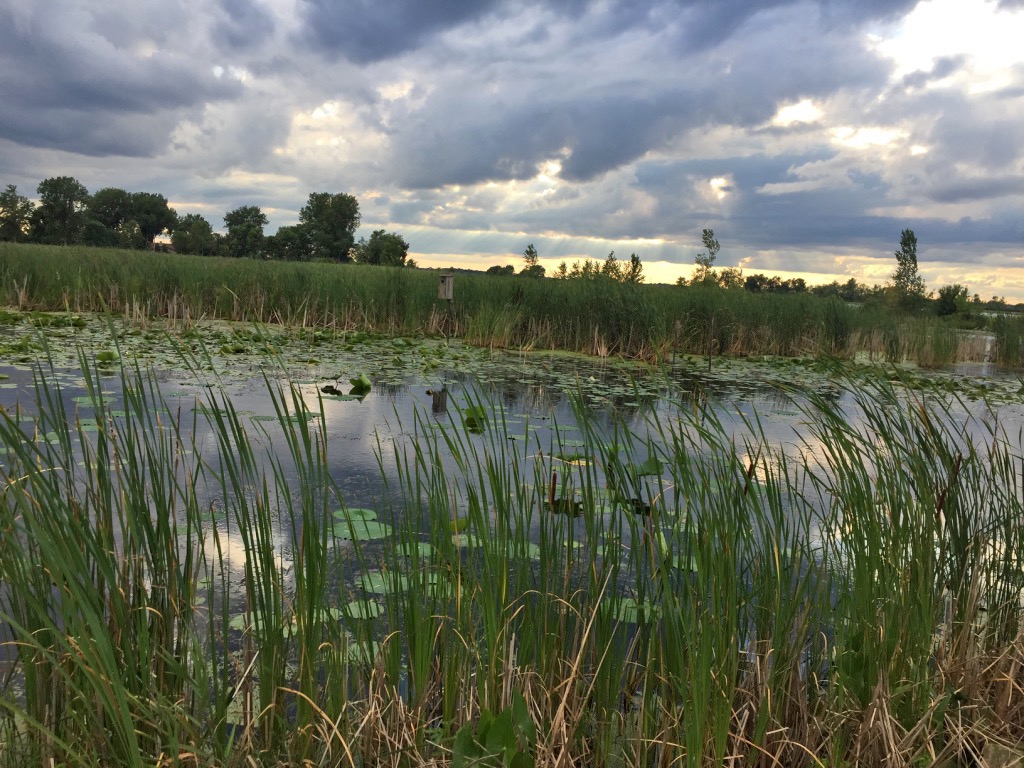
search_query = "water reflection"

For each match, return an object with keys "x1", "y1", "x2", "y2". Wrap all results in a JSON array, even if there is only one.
[{"x1": 2, "y1": 349, "x2": 1021, "y2": 587}]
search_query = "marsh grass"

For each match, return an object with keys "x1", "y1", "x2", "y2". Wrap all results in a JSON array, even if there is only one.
[
  {"x1": 0, "y1": 243, "x2": 1004, "y2": 367},
  {"x1": 1, "y1": 350, "x2": 1023, "y2": 766},
  {"x1": 992, "y1": 313, "x2": 1024, "y2": 368}
]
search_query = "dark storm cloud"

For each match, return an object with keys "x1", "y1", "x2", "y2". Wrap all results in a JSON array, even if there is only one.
[
  {"x1": 297, "y1": 0, "x2": 506, "y2": 63},
  {"x1": 633, "y1": 153, "x2": 897, "y2": 246},
  {"x1": 928, "y1": 114, "x2": 1024, "y2": 171},
  {"x1": 297, "y1": 0, "x2": 921, "y2": 63},
  {"x1": 364, "y1": 0, "x2": 900, "y2": 191},
  {"x1": 213, "y1": 0, "x2": 276, "y2": 50},
  {"x1": 389, "y1": 91, "x2": 693, "y2": 189},
  {"x1": 928, "y1": 176, "x2": 1024, "y2": 203},
  {"x1": 0, "y1": 4, "x2": 241, "y2": 157}
]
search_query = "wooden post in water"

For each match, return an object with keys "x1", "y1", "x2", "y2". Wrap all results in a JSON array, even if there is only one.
[{"x1": 431, "y1": 387, "x2": 448, "y2": 414}]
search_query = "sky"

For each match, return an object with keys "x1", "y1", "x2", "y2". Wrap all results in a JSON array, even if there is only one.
[{"x1": 2, "y1": 0, "x2": 1023, "y2": 298}]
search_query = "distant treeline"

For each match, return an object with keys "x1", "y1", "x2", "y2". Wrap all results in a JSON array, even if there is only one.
[
  {"x1": 2, "y1": 178, "x2": 1019, "y2": 317},
  {"x1": 0, "y1": 177, "x2": 410, "y2": 265}
]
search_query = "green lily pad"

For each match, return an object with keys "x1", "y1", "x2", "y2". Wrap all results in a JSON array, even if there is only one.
[
  {"x1": 336, "y1": 600, "x2": 384, "y2": 620},
  {"x1": 453, "y1": 532, "x2": 486, "y2": 548},
  {"x1": 606, "y1": 597, "x2": 660, "y2": 624},
  {"x1": 462, "y1": 405, "x2": 487, "y2": 433},
  {"x1": 343, "y1": 640, "x2": 381, "y2": 665},
  {"x1": 349, "y1": 374, "x2": 372, "y2": 395},
  {"x1": 332, "y1": 508, "x2": 379, "y2": 522},
  {"x1": 553, "y1": 451, "x2": 593, "y2": 466},
  {"x1": 630, "y1": 456, "x2": 663, "y2": 477},
  {"x1": 400, "y1": 541, "x2": 435, "y2": 558},
  {"x1": 358, "y1": 571, "x2": 407, "y2": 594},
  {"x1": 333, "y1": 520, "x2": 392, "y2": 540}
]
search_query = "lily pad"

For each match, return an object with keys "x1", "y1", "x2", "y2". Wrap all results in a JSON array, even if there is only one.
[
  {"x1": 400, "y1": 541, "x2": 435, "y2": 558},
  {"x1": 349, "y1": 374, "x2": 372, "y2": 396},
  {"x1": 336, "y1": 600, "x2": 384, "y2": 620},
  {"x1": 343, "y1": 639, "x2": 381, "y2": 665},
  {"x1": 553, "y1": 451, "x2": 593, "y2": 467},
  {"x1": 333, "y1": 519, "x2": 392, "y2": 540},
  {"x1": 606, "y1": 597, "x2": 660, "y2": 624},
  {"x1": 453, "y1": 532, "x2": 487, "y2": 548},
  {"x1": 358, "y1": 571, "x2": 407, "y2": 594},
  {"x1": 462, "y1": 405, "x2": 487, "y2": 433},
  {"x1": 630, "y1": 456, "x2": 664, "y2": 477},
  {"x1": 332, "y1": 507, "x2": 379, "y2": 522}
]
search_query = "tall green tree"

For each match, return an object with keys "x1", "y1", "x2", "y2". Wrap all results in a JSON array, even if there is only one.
[
  {"x1": 33, "y1": 176, "x2": 90, "y2": 244},
  {"x1": 353, "y1": 229, "x2": 410, "y2": 266},
  {"x1": 520, "y1": 243, "x2": 545, "y2": 277},
  {"x1": 223, "y1": 205, "x2": 268, "y2": 258},
  {"x1": 0, "y1": 184, "x2": 34, "y2": 242},
  {"x1": 692, "y1": 228, "x2": 720, "y2": 284},
  {"x1": 265, "y1": 225, "x2": 310, "y2": 261},
  {"x1": 935, "y1": 283, "x2": 969, "y2": 316},
  {"x1": 623, "y1": 253, "x2": 645, "y2": 284},
  {"x1": 171, "y1": 213, "x2": 217, "y2": 255},
  {"x1": 600, "y1": 251, "x2": 623, "y2": 281},
  {"x1": 299, "y1": 192, "x2": 360, "y2": 261},
  {"x1": 130, "y1": 192, "x2": 177, "y2": 243},
  {"x1": 891, "y1": 228, "x2": 926, "y2": 309},
  {"x1": 87, "y1": 187, "x2": 132, "y2": 230},
  {"x1": 118, "y1": 219, "x2": 148, "y2": 250},
  {"x1": 82, "y1": 187, "x2": 130, "y2": 246}
]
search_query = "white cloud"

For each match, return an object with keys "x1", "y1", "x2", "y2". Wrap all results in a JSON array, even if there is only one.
[{"x1": 771, "y1": 99, "x2": 823, "y2": 127}]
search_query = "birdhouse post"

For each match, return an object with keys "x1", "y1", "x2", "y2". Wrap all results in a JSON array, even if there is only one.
[{"x1": 438, "y1": 274, "x2": 454, "y2": 301}]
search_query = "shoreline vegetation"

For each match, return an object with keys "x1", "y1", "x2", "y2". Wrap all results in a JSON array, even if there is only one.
[
  {"x1": 0, "y1": 357, "x2": 1022, "y2": 766},
  {"x1": 3, "y1": 242, "x2": 1024, "y2": 369}
]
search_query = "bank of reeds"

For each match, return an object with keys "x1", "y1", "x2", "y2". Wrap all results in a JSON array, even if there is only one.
[
  {"x1": 0, "y1": 243, "x2": 1005, "y2": 366},
  {"x1": 1, "y1": 351, "x2": 1023, "y2": 766}
]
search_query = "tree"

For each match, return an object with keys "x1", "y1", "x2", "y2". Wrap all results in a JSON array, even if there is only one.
[
  {"x1": 265, "y1": 225, "x2": 310, "y2": 261},
  {"x1": 935, "y1": 284, "x2": 969, "y2": 316},
  {"x1": 353, "y1": 229, "x2": 410, "y2": 266},
  {"x1": 891, "y1": 228, "x2": 926, "y2": 308},
  {"x1": 0, "y1": 184, "x2": 34, "y2": 242},
  {"x1": 600, "y1": 251, "x2": 623, "y2": 281},
  {"x1": 118, "y1": 219, "x2": 148, "y2": 250},
  {"x1": 693, "y1": 228, "x2": 720, "y2": 284},
  {"x1": 520, "y1": 243, "x2": 545, "y2": 277},
  {"x1": 840, "y1": 277, "x2": 865, "y2": 303},
  {"x1": 299, "y1": 192, "x2": 360, "y2": 261},
  {"x1": 172, "y1": 213, "x2": 217, "y2": 255},
  {"x1": 223, "y1": 205, "x2": 268, "y2": 258},
  {"x1": 130, "y1": 192, "x2": 177, "y2": 243},
  {"x1": 33, "y1": 176, "x2": 89, "y2": 244},
  {"x1": 716, "y1": 266, "x2": 743, "y2": 289},
  {"x1": 623, "y1": 253, "x2": 644, "y2": 284},
  {"x1": 87, "y1": 187, "x2": 132, "y2": 230},
  {"x1": 487, "y1": 264, "x2": 516, "y2": 276},
  {"x1": 569, "y1": 259, "x2": 601, "y2": 280},
  {"x1": 523, "y1": 244, "x2": 539, "y2": 267}
]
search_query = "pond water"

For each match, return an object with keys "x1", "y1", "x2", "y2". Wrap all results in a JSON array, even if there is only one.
[{"x1": 2, "y1": 313, "x2": 1024, "y2": 616}]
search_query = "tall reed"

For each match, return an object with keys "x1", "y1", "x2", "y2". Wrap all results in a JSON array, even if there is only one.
[
  {"x1": 1, "y1": 352, "x2": 1023, "y2": 766},
  {"x1": 0, "y1": 242, "x2": 1004, "y2": 367}
]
